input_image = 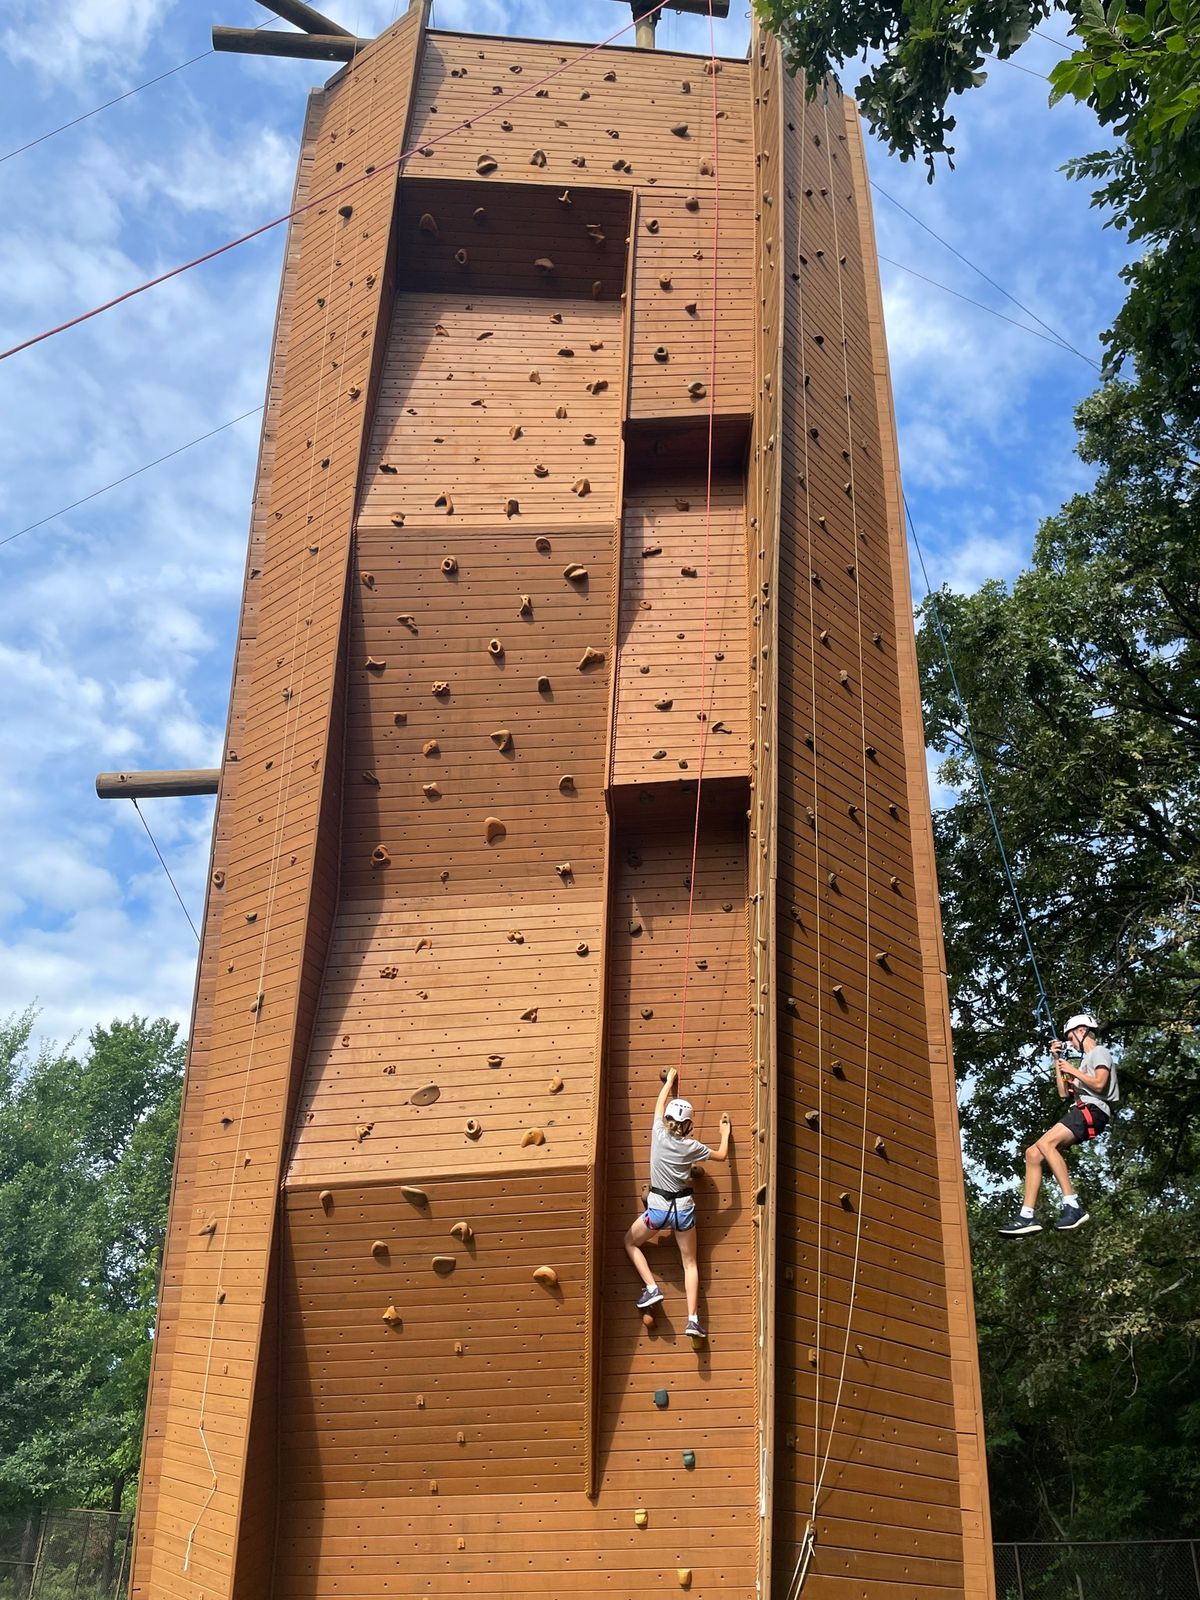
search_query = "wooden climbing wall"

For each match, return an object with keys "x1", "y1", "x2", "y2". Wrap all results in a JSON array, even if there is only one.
[{"x1": 133, "y1": 9, "x2": 993, "y2": 1599}]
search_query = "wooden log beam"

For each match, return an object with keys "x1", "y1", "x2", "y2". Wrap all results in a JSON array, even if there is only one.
[
  {"x1": 628, "y1": 0, "x2": 731, "y2": 17},
  {"x1": 96, "y1": 769, "x2": 221, "y2": 801},
  {"x1": 255, "y1": 0, "x2": 352, "y2": 35},
  {"x1": 212, "y1": 26, "x2": 371, "y2": 61}
]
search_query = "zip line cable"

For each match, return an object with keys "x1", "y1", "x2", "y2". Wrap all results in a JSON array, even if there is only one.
[
  {"x1": 0, "y1": 407, "x2": 264, "y2": 551},
  {"x1": 131, "y1": 799, "x2": 201, "y2": 943},
  {"x1": 904, "y1": 490, "x2": 1056, "y2": 1035},
  {"x1": 871, "y1": 180, "x2": 1100, "y2": 369},
  {"x1": 0, "y1": 0, "x2": 674, "y2": 366},
  {"x1": 0, "y1": 12, "x2": 285, "y2": 166},
  {"x1": 877, "y1": 254, "x2": 1092, "y2": 357}
]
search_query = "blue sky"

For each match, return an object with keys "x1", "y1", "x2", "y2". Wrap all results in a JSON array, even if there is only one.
[{"x1": 0, "y1": 0, "x2": 1128, "y2": 1051}]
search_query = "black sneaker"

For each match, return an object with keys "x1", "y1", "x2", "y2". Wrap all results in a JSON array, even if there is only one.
[
  {"x1": 998, "y1": 1213, "x2": 1042, "y2": 1236},
  {"x1": 1054, "y1": 1202, "x2": 1089, "y2": 1230}
]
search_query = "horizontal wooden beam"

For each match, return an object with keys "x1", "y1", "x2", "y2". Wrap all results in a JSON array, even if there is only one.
[
  {"x1": 255, "y1": 0, "x2": 352, "y2": 36},
  {"x1": 629, "y1": 0, "x2": 731, "y2": 17},
  {"x1": 96, "y1": 769, "x2": 221, "y2": 801},
  {"x1": 212, "y1": 26, "x2": 371, "y2": 61}
]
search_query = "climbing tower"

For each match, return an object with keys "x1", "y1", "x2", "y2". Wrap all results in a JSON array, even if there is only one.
[{"x1": 130, "y1": 4, "x2": 995, "y2": 1597}]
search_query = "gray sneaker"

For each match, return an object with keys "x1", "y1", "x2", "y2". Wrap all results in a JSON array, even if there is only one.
[{"x1": 636, "y1": 1284, "x2": 664, "y2": 1310}]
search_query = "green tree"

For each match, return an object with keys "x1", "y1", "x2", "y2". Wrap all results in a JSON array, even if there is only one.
[
  {"x1": 753, "y1": 0, "x2": 1200, "y2": 418},
  {"x1": 0, "y1": 1011, "x2": 183, "y2": 1513}
]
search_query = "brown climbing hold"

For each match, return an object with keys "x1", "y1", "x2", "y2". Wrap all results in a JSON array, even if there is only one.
[
  {"x1": 432, "y1": 681, "x2": 449, "y2": 696},
  {"x1": 557, "y1": 347, "x2": 575, "y2": 358},
  {"x1": 839, "y1": 1191, "x2": 854, "y2": 1210},
  {"x1": 529, "y1": 370, "x2": 541, "y2": 384},
  {"x1": 504, "y1": 497, "x2": 521, "y2": 518},
  {"x1": 577, "y1": 647, "x2": 604, "y2": 671},
  {"x1": 555, "y1": 862, "x2": 573, "y2": 879},
  {"x1": 681, "y1": 79, "x2": 691, "y2": 92},
  {"x1": 371, "y1": 1239, "x2": 389, "y2": 1259},
  {"x1": 487, "y1": 638, "x2": 505, "y2": 657},
  {"x1": 680, "y1": 565, "x2": 698, "y2": 578},
  {"x1": 365, "y1": 656, "x2": 386, "y2": 672},
  {"x1": 450, "y1": 1221, "x2": 474, "y2": 1243},
  {"x1": 454, "y1": 249, "x2": 469, "y2": 266},
  {"x1": 655, "y1": 698, "x2": 674, "y2": 711},
  {"x1": 476, "y1": 155, "x2": 498, "y2": 175},
  {"x1": 804, "y1": 1109, "x2": 820, "y2": 1128},
  {"x1": 522, "y1": 1128, "x2": 546, "y2": 1147},
  {"x1": 584, "y1": 377, "x2": 608, "y2": 394},
  {"x1": 534, "y1": 255, "x2": 555, "y2": 271},
  {"x1": 674, "y1": 497, "x2": 691, "y2": 511},
  {"x1": 700, "y1": 158, "x2": 714, "y2": 175},
  {"x1": 890, "y1": 875, "x2": 901, "y2": 891},
  {"x1": 391, "y1": 513, "x2": 405, "y2": 527},
  {"x1": 582, "y1": 432, "x2": 597, "y2": 445},
  {"x1": 379, "y1": 964, "x2": 398, "y2": 979},
  {"x1": 490, "y1": 729, "x2": 513, "y2": 751},
  {"x1": 572, "y1": 478, "x2": 592, "y2": 497},
  {"x1": 485, "y1": 817, "x2": 506, "y2": 844},
  {"x1": 875, "y1": 1137, "x2": 888, "y2": 1156},
  {"x1": 548, "y1": 1074, "x2": 564, "y2": 1093},
  {"x1": 563, "y1": 562, "x2": 588, "y2": 582},
  {"x1": 465, "y1": 1119, "x2": 483, "y2": 1139},
  {"x1": 558, "y1": 774, "x2": 575, "y2": 793},
  {"x1": 603, "y1": 67, "x2": 617, "y2": 81},
  {"x1": 533, "y1": 1264, "x2": 558, "y2": 1285},
  {"x1": 646, "y1": 218, "x2": 660, "y2": 235},
  {"x1": 423, "y1": 740, "x2": 440, "y2": 757},
  {"x1": 416, "y1": 937, "x2": 432, "y2": 954},
  {"x1": 382, "y1": 1305, "x2": 402, "y2": 1328},
  {"x1": 519, "y1": 595, "x2": 533, "y2": 616},
  {"x1": 641, "y1": 1007, "x2": 654, "y2": 1019},
  {"x1": 441, "y1": 556, "x2": 458, "y2": 574},
  {"x1": 418, "y1": 212, "x2": 439, "y2": 237},
  {"x1": 535, "y1": 536, "x2": 552, "y2": 553},
  {"x1": 319, "y1": 1190, "x2": 334, "y2": 1213},
  {"x1": 530, "y1": 150, "x2": 547, "y2": 168},
  {"x1": 337, "y1": 203, "x2": 352, "y2": 220},
  {"x1": 506, "y1": 930, "x2": 524, "y2": 943},
  {"x1": 688, "y1": 380, "x2": 707, "y2": 398},
  {"x1": 685, "y1": 195, "x2": 700, "y2": 211},
  {"x1": 197, "y1": 1219, "x2": 217, "y2": 1237},
  {"x1": 591, "y1": 279, "x2": 603, "y2": 298},
  {"x1": 629, "y1": 919, "x2": 643, "y2": 936},
  {"x1": 411, "y1": 1084, "x2": 441, "y2": 1107},
  {"x1": 520, "y1": 1007, "x2": 539, "y2": 1022},
  {"x1": 684, "y1": 301, "x2": 698, "y2": 315},
  {"x1": 371, "y1": 845, "x2": 391, "y2": 868},
  {"x1": 360, "y1": 571, "x2": 375, "y2": 589},
  {"x1": 401, "y1": 1185, "x2": 428, "y2": 1207},
  {"x1": 434, "y1": 491, "x2": 454, "y2": 513},
  {"x1": 422, "y1": 782, "x2": 441, "y2": 799},
  {"x1": 537, "y1": 675, "x2": 552, "y2": 693},
  {"x1": 356, "y1": 1122, "x2": 374, "y2": 1142},
  {"x1": 643, "y1": 546, "x2": 663, "y2": 559},
  {"x1": 808, "y1": 1347, "x2": 819, "y2": 1367},
  {"x1": 510, "y1": 424, "x2": 524, "y2": 440},
  {"x1": 533, "y1": 463, "x2": 549, "y2": 478},
  {"x1": 432, "y1": 1256, "x2": 456, "y2": 1275},
  {"x1": 653, "y1": 346, "x2": 669, "y2": 362}
]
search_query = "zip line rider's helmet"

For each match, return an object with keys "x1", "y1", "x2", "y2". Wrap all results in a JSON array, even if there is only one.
[
  {"x1": 1063, "y1": 1013, "x2": 1099, "y2": 1037},
  {"x1": 665, "y1": 1097, "x2": 694, "y2": 1126}
]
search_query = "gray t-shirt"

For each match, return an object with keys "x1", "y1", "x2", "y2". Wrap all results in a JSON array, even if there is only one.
[
  {"x1": 650, "y1": 1115, "x2": 710, "y2": 1196},
  {"x1": 1073, "y1": 1045, "x2": 1118, "y2": 1113}
]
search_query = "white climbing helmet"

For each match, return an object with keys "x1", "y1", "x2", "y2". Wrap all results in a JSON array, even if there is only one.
[
  {"x1": 1063, "y1": 1012, "x2": 1099, "y2": 1036},
  {"x1": 665, "y1": 1097, "x2": 694, "y2": 1125}
]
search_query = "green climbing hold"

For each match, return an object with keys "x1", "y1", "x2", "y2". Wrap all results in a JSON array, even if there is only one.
[
  {"x1": 682, "y1": 1450, "x2": 696, "y2": 1470},
  {"x1": 654, "y1": 1389, "x2": 669, "y2": 1409}
]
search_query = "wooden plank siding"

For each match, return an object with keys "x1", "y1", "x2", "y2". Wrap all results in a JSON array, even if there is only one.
[{"x1": 130, "y1": 10, "x2": 430, "y2": 1598}]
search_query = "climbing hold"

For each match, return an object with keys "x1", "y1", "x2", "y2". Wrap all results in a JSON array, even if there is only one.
[
  {"x1": 433, "y1": 491, "x2": 455, "y2": 515},
  {"x1": 465, "y1": 1119, "x2": 483, "y2": 1139},
  {"x1": 319, "y1": 1190, "x2": 334, "y2": 1213},
  {"x1": 382, "y1": 1304, "x2": 402, "y2": 1328},
  {"x1": 422, "y1": 783, "x2": 441, "y2": 799},
  {"x1": 680, "y1": 565, "x2": 698, "y2": 578},
  {"x1": 485, "y1": 817, "x2": 506, "y2": 844},
  {"x1": 641, "y1": 1007, "x2": 654, "y2": 1019},
  {"x1": 655, "y1": 698, "x2": 674, "y2": 711},
  {"x1": 530, "y1": 150, "x2": 547, "y2": 168},
  {"x1": 519, "y1": 595, "x2": 533, "y2": 616},
  {"x1": 411, "y1": 1084, "x2": 441, "y2": 1107},
  {"x1": 700, "y1": 158, "x2": 714, "y2": 175},
  {"x1": 418, "y1": 212, "x2": 439, "y2": 236},
  {"x1": 534, "y1": 255, "x2": 555, "y2": 271},
  {"x1": 804, "y1": 1109, "x2": 819, "y2": 1128},
  {"x1": 890, "y1": 875, "x2": 901, "y2": 891},
  {"x1": 688, "y1": 381, "x2": 707, "y2": 398},
  {"x1": 450, "y1": 1221, "x2": 474, "y2": 1243},
  {"x1": 678, "y1": 1569, "x2": 692, "y2": 1589},
  {"x1": 432, "y1": 680, "x2": 449, "y2": 697},
  {"x1": 670, "y1": 122, "x2": 689, "y2": 137},
  {"x1": 379, "y1": 964, "x2": 398, "y2": 979},
  {"x1": 533, "y1": 1265, "x2": 558, "y2": 1286},
  {"x1": 423, "y1": 740, "x2": 440, "y2": 757},
  {"x1": 563, "y1": 562, "x2": 588, "y2": 582},
  {"x1": 365, "y1": 656, "x2": 386, "y2": 672},
  {"x1": 557, "y1": 347, "x2": 575, "y2": 358},
  {"x1": 831, "y1": 1060, "x2": 846, "y2": 1078},
  {"x1": 371, "y1": 1239, "x2": 389, "y2": 1259},
  {"x1": 432, "y1": 1255, "x2": 456, "y2": 1274},
  {"x1": 643, "y1": 546, "x2": 663, "y2": 559},
  {"x1": 371, "y1": 845, "x2": 391, "y2": 868},
  {"x1": 487, "y1": 1054, "x2": 504, "y2": 1069},
  {"x1": 520, "y1": 1007, "x2": 539, "y2": 1022},
  {"x1": 584, "y1": 377, "x2": 608, "y2": 394},
  {"x1": 360, "y1": 571, "x2": 376, "y2": 590},
  {"x1": 476, "y1": 155, "x2": 498, "y2": 175},
  {"x1": 548, "y1": 1074, "x2": 564, "y2": 1093},
  {"x1": 391, "y1": 513, "x2": 405, "y2": 527},
  {"x1": 558, "y1": 189, "x2": 571, "y2": 204},
  {"x1": 555, "y1": 862, "x2": 573, "y2": 879},
  {"x1": 653, "y1": 1389, "x2": 669, "y2": 1409},
  {"x1": 685, "y1": 194, "x2": 700, "y2": 211},
  {"x1": 487, "y1": 638, "x2": 505, "y2": 657},
  {"x1": 510, "y1": 424, "x2": 524, "y2": 440},
  {"x1": 875, "y1": 1137, "x2": 888, "y2": 1157},
  {"x1": 592, "y1": 279, "x2": 603, "y2": 297},
  {"x1": 454, "y1": 249, "x2": 469, "y2": 266},
  {"x1": 634, "y1": 1510, "x2": 649, "y2": 1529},
  {"x1": 642, "y1": 1312, "x2": 656, "y2": 1329},
  {"x1": 572, "y1": 477, "x2": 592, "y2": 497},
  {"x1": 356, "y1": 1122, "x2": 373, "y2": 1142},
  {"x1": 582, "y1": 432, "x2": 597, "y2": 445},
  {"x1": 875, "y1": 950, "x2": 890, "y2": 966},
  {"x1": 839, "y1": 1191, "x2": 854, "y2": 1210},
  {"x1": 400, "y1": 1186, "x2": 428, "y2": 1207},
  {"x1": 558, "y1": 775, "x2": 576, "y2": 796},
  {"x1": 537, "y1": 675, "x2": 552, "y2": 693},
  {"x1": 456, "y1": 1431, "x2": 465, "y2": 1445},
  {"x1": 629, "y1": 920, "x2": 643, "y2": 936},
  {"x1": 646, "y1": 218, "x2": 660, "y2": 234},
  {"x1": 522, "y1": 1128, "x2": 546, "y2": 1147},
  {"x1": 682, "y1": 1451, "x2": 695, "y2": 1470},
  {"x1": 337, "y1": 203, "x2": 352, "y2": 220},
  {"x1": 197, "y1": 1219, "x2": 217, "y2": 1237},
  {"x1": 659, "y1": 274, "x2": 673, "y2": 290},
  {"x1": 441, "y1": 556, "x2": 458, "y2": 575},
  {"x1": 604, "y1": 67, "x2": 617, "y2": 80},
  {"x1": 577, "y1": 647, "x2": 604, "y2": 671},
  {"x1": 535, "y1": 536, "x2": 552, "y2": 553},
  {"x1": 533, "y1": 463, "x2": 549, "y2": 478},
  {"x1": 490, "y1": 729, "x2": 513, "y2": 751},
  {"x1": 684, "y1": 301, "x2": 698, "y2": 316},
  {"x1": 653, "y1": 346, "x2": 669, "y2": 362}
]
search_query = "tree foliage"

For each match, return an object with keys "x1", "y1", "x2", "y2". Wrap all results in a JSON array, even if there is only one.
[
  {"x1": 0, "y1": 1012, "x2": 183, "y2": 1513},
  {"x1": 916, "y1": 375, "x2": 1200, "y2": 1536},
  {"x1": 753, "y1": 0, "x2": 1200, "y2": 418}
]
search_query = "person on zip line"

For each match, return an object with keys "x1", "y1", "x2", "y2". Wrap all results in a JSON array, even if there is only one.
[
  {"x1": 624, "y1": 1065, "x2": 731, "y2": 1340},
  {"x1": 999, "y1": 1011, "x2": 1119, "y2": 1236}
]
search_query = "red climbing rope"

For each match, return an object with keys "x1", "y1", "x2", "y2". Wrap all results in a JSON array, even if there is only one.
[
  {"x1": 674, "y1": 0, "x2": 723, "y2": 1086},
  {"x1": 0, "y1": 0, "x2": 675, "y2": 366}
]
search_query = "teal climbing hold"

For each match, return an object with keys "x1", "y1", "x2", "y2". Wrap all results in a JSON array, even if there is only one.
[
  {"x1": 654, "y1": 1389, "x2": 669, "y2": 1409},
  {"x1": 682, "y1": 1450, "x2": 695, "y2": 1470}
]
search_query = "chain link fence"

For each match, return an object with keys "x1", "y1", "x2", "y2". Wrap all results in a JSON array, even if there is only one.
[
  {"x1": 0, "y1": 1510, "x2": 131, "y2": 1600},
  {"x1": 996, "y1": 1540, "x2": 1200, "y2": 1599}
]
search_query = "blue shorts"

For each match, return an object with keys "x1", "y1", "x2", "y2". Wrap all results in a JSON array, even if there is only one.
[{"x1": 643, "y1": 1192, "x2": 696, "y2": 1232}]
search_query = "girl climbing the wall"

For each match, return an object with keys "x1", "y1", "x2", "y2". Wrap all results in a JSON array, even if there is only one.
[{"x1": 624, "y1": 1066, "x2": 731, "y2": 1340}]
